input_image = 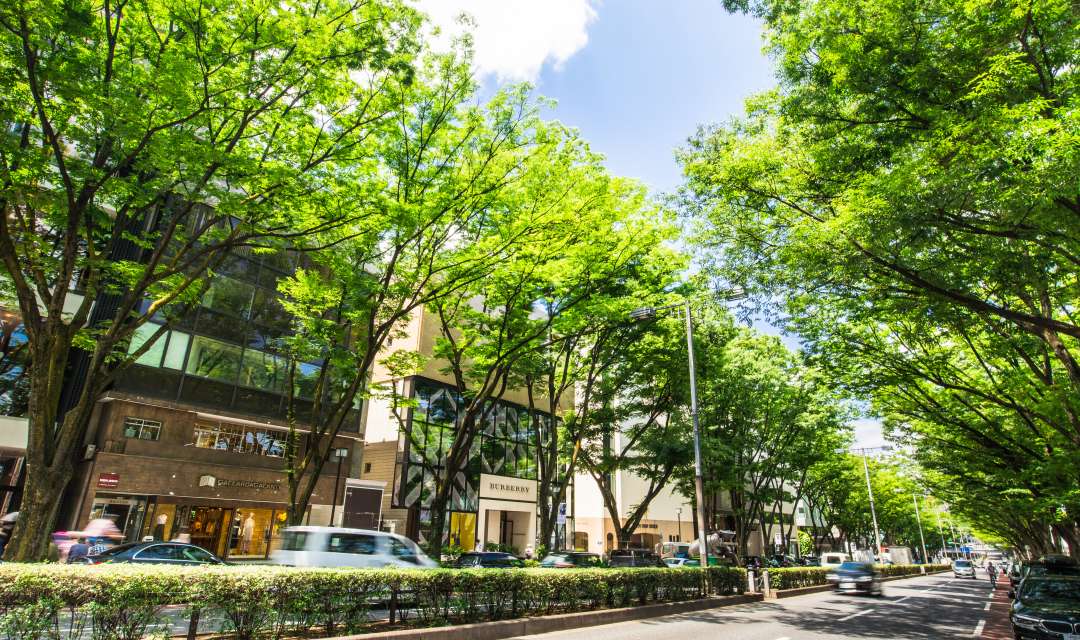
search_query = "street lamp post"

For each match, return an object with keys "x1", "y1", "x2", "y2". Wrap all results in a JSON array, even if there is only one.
[
  {"x1": 676, "y1": 507, "x2": 683, "y2": 543},
  {"x1": 329, "y1": 447, "x2": 349, "y2": 525},
  {"x1": 912, "y1": 493, "x2": 929, "y2": 564},
  {"x1": 852, "y1": 446, "x2": 888, "y2": 559}
]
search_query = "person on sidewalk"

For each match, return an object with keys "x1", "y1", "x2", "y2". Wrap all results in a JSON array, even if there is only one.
[
  {"x1": 987, "y1": 561, "x2": 998, "y2": 588},
  {"x1": 67, "y1": 537, "x2": 90, "y2": 563}
]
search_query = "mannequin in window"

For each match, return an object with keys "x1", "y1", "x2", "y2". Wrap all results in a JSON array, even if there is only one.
[
  {"x1": 153, "y1": 514, "x2": 168, "y2": 541},
  {"x1": 240, "y1": 513, "x2": 255, "y2": 554}
]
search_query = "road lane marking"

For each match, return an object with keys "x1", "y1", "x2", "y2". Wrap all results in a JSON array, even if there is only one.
[
  {"x1": 972, "y1": 620, "x2": 985, "y2": 637},
  {"x1": 775, "y1": 637, "x2": 791, "y2": 640},
  {"x1": 984, "y1": 602, "x2": 991, "y2": 610},
  {"x1": 837, "y1": 609, "x2": 875, "y2": 622},
  {"x1": 892, "y1": 596, "x2": 911, "y2": 604}
]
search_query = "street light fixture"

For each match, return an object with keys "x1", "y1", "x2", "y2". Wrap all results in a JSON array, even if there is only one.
[
  {"x1": 329, "y1": 447, "x2": 349, "y2": 525},
  {"x1": 629, "y1": 290, "x2": 744, "y2": 568}
]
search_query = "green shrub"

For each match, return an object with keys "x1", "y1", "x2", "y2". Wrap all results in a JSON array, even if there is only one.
[{"x1": 0, "y1": 564, "x2": 747, "y2": 640}]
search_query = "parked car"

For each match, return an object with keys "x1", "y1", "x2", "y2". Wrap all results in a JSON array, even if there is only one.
[
  {"x1": 608, "y1": 548, "x2": 666, "y2": 568},
  {"x1": 72, "y1": 541, "x2": 225, "y2": 565},
  {"x1": 539, "y1": 551, "x2": 603, "y2": 568},
  {"x1": 953, "y1": 559, "x2": 977, "y2": 579},
  {"x1": 664, "y1": 557, "x2": 693, "y2": 568},
  {"x1": 1010, "y1": 575, "x2": 1080, "y2": 640},
  {"x1": 269, "y1": 526, "x2": 437, "y2": 568},
  {"x1": 452, "y1": 552, "x2": 524, "y2": 568},
  {"x1": 1022, "y1": 555, "x2": 1080, "y2": 581},
  {"x1": 827, "y1": 561, "x2": 884, "y2": 596},
  {"x1": 821, "y1": 552, "x2": 850, "y2": 569}
]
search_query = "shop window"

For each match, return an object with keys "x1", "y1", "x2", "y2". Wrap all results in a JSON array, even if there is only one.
[
  {"x1": 123, "y1": 417, "x2": 162, "y2": 441},
  {"x1": 193, "y1": 421, "x2": 285, "y2": 457}
]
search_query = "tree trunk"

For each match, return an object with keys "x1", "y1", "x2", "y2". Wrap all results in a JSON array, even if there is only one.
[{"x1": 2, "y1": 461, "x2": 71, "y2": 561}]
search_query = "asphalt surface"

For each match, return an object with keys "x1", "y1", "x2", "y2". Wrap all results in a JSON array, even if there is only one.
[{"x1": 513, "y1": 573, "x2": 996, "y2": 640}]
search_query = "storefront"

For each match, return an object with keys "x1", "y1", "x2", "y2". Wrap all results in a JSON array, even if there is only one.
[
  {"x1": 76, "y1": 448, "x2": 343, "y2": 559},
  {"x1": 476, "y1": 474, "x2": 537, "y2": 553}
]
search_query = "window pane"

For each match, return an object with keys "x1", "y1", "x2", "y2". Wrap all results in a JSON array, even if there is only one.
[
  {"x1": 128, "y1": 324, "x2": 166, "y2": 367},
  {"x1": 162, "y1": 331, "x2": 190, "y2": 370},
  {"x1": 238, "y1": 349, "x2": 285, "y2": 393},
  {"x1": 185, "y1": 336, "x2": 241, "y2": 383},
  {"x1": 204, "y1": 277, "x2": 254, "y2": 318},
  {"x1": 294, "y1": 363, "x2": 321, "y2": 399}
]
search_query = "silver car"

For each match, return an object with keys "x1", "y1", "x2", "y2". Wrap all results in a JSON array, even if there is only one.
[{"x1": 953, "y1": 559, "x2": 976, "y2": 578}]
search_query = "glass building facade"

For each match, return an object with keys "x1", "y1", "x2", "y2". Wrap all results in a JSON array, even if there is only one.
[
  {"x1": 394, "y1": 378, "x2": 554, "y2": 546},
  {"x1": 117, "y1": 249, "x2": 359, "y2": 430}
]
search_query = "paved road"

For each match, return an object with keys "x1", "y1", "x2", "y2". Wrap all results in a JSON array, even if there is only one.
[{"x1": 513, "y1": 573, "x2": 996, "y2": 640}]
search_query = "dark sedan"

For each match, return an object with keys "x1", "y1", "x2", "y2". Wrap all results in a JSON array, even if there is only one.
[
  {"x1": 72, "y1": 541, "x2": 226, "y2": 565},
  {"x1": 827, "y1": 561, "x2": 883, "y2": 596},
  {"x1": 451, "y1": 552, "x2": 524, "y2": 568},
  {"x1": 1011, "y1": 575, "x2": 1080, "y2": 640}
]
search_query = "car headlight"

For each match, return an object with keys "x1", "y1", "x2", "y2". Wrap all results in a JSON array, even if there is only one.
[{"x1": 1012, "y1": 613, "x2": 1041, "y2": 630}]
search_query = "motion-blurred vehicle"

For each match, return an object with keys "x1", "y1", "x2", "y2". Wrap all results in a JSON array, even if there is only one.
[
  {"x1": 72, "y1": 541, "x2": 225, "y2": 565},
  {"x1": 1010, "y1": 575, "x2": 1080, "y2": 640},
  {"x1": 656, "y1": 541, "x2": 691, "y2": 559},
  {"x1": 270, "y1": 526, "x2": 437, "y2": 568},
  {"x1": 664, "y1": 557, "x2": 692, "y2": 568},
  {"x1": 801, "y1": 556, "x2": 822, "y2": 567},
  {"x1": 539, "y1": 551, "x2": 603, "y2": 568},
  {"x1": 608, "y1": 548, "x2": 666, "y2": 568},
  {"x1": 953, "y1": 559, "x2": 976, "y2": 578},
  {"x1": 827, "y1": 561, "x2": 884, "y2": 596},
  {"x1": 821, "y1": 552, "x2": 850, "y2": 569},
  {"x1": 451, "y1": 552, "x2": 524, "y2": 568}
]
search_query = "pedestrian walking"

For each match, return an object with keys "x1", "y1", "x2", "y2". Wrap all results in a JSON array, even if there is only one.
[
  {"x1": 87, "y1": 536, "x2": 111, "y2": 556},
  {"x1": 987, "y1": 561, "x2": 999, "y2": 588}
]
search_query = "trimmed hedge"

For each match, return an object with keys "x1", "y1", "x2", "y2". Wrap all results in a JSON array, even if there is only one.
[
  {"x1": 767, "y1": 563, "x2": 952, "y2": 590},
  {"x1": 0, "y1": 565, "x2": 746, "y2": 640}
]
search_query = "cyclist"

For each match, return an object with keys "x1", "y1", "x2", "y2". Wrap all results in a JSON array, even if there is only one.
[{"x1": 987, "y1": 561, "x2": 998, "y2": 588}]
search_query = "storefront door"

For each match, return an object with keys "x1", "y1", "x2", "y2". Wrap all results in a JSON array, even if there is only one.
[
  {"x1": 175, "y1": 505, "x2": 232, "y2": 557},
  {"x1": 227, "y1": 508, "x2": 276, "y2": 558}
]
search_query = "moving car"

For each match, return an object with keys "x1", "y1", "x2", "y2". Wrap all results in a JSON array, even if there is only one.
[
  {"x1": 953, "y1": 559, "x2": 976, "y2": 578},
  {"x1": 656, "y1": 541, "x2": 691, "y2": 559},
  {"x1": 270, "y1": 526, "x2": 437, "y2": 568},
  {"x1": 539, "y1": 551, "x2": 603, "y2": 568},
  {"x1": 821, "y1": 552, "x2": 850, "y2": 569},
  {"x1": 1010, "y1": 575, "x2": 1080, "y2": 640},
  {"x1": 72, "y1": 541, "x2": 225, "y2": 565},
  {"x1": 451, "y1": 552, "x2": 524, "y2": 568},
  {"x1": 608, "y1": 548, "x2": 666, "y2": 568},
  {"x1": 827, "y1": 561, "x2": 884, "y2": 596},
  {"x1": 664, "y1": 557, "x2": 692, "y2": 568}
]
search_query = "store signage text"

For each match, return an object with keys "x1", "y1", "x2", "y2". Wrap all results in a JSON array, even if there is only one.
[
  {"x1": 198, "y1": 474, "x2": 280, "y2": 491},
  {"x1": 479, "y1": 473, "x2": 537, "y2": 501},
  {"x1": 97, "y1": 473, "x2": 120, "y2": 489}
]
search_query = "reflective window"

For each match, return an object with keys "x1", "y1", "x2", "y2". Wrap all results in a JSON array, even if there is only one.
[
  {"x1": 327, "y1": 533, "x2": 377, "y2": 555},
  {"x1": 192, "y1": 422, "x2": 284, "y2": 457},
  {"x1": 123, "y1": 417, "x2": 162, "y2": 441},
  {"x1": 128, "y1": 324, "x2": 168, "y2": 367},
  {"x1": 185, "y1": 336, "x2": 242, "y2": 383}
]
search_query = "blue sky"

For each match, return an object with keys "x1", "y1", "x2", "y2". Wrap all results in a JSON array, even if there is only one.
[{"x1": 418, "y1": 0, "x2": 887, "y2": 449}]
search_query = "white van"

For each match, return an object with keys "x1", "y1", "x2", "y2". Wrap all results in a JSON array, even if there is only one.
[
  {"x1": 269, "y1": 526, "x2": 438, "y2": 569},
  {"x1": 821, "y1": 552, "x2": 850, "y2": 569}
]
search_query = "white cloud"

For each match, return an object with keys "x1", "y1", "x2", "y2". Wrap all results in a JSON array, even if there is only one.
[{"x1": 414, "y1": 0, "x2": 598, "y2": 82}]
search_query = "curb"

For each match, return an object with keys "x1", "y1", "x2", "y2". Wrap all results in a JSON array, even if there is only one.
[{"x1": 324, "y1": 594, "x2": 763, "y2": 640}]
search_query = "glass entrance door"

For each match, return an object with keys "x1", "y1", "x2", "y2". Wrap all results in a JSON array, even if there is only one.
[{"x1": 175, "y1": 505, "x2": 233, "y2": 557}]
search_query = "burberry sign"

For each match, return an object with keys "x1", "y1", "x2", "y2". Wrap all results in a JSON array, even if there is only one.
[{"x1": 479, "y1": 473, "x2": 537, "y2": 502}]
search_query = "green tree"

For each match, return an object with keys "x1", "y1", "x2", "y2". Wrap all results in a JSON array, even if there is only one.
[
  {"x1": 0, "y1": 0, "x2": 422, "y2": 560},
  {"x1": 682, "y1": 0, "x2": 1080, "y2": 557}
]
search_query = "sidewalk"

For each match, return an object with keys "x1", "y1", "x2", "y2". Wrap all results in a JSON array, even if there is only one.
[{"x1": 982, "y1": 576, "x2": 1013, "y2": 639}]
